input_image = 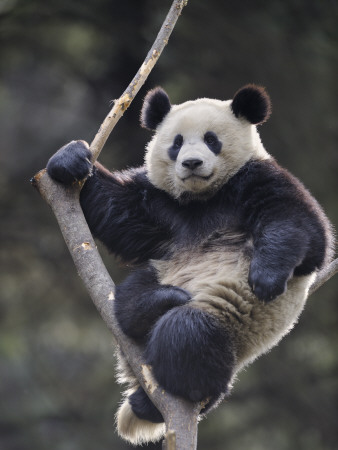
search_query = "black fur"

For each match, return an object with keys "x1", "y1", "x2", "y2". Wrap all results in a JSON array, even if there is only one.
[
  {"x1": 168, "y1": 134, "x2": 184, "y2": 161},
  {"x1": 80, "y1": 163, "x2": 173, "y2": 264},
  {"x1": 115, "y1": 266, "x2": 191, "y2": 341},
  {"x1": 145, "y1": 306, "x2": 235, "y2": 403},
  {"x1": 231, "y1": 84, "x2": 272, "y2": 124},
  {"x1": 232, "y1": 159, "x2": 332, "y2": 299},
  {"x1": 140, "y1": 87, "x2": 171, "y2": 130},
  {"x1": 47, "y1": 140, "x2": 92, "y2": 185},
  {"x1": 129, "y1": 387, "x2": 164, "y2": 423},
  {"x1": 204, "y1": 131, "x2": 222, "y2": 155}
]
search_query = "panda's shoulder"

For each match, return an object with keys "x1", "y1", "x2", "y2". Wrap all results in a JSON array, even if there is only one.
[
  {"x1": 111, "y1": 165, "x2": 149, "y2": 187},
  {"x1": 231, "y1": 158, "x2": 307, "y2": 200},
  {"x1": 116, "y1": 165, "x2": 176, "y2": 210}
]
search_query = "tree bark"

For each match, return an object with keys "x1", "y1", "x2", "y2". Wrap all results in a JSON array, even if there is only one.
[{"x1": 309, "y1": 258, "x2": 338, "y2": 296}]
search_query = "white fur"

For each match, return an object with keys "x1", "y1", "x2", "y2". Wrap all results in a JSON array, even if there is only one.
[
  {"x1": 116, "y1": 391, "x2": 165, "y2": 445},
  {"x1": 145, "y1": 98, "x2": 271, "y2": 199},
  {"x1": 115, "y1": 347, "x2": 137, "y2": 386}
]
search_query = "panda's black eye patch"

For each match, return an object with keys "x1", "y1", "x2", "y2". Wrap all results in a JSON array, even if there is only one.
[
  {"x1": 204, "y1": 131, "x2": 222, "y2": 155},
  {"x1": 168, "y1": 134, "x2": 183, "y2": 160}
]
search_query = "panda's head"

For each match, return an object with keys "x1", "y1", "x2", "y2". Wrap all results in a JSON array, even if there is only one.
[{"x1": 142, "y1": 85, "x2": 272, "y2": 202}]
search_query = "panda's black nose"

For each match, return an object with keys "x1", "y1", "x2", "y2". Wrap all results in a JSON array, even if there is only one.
[{"x1": 182, "y1": 158, "x2": 203, "y2": 170}]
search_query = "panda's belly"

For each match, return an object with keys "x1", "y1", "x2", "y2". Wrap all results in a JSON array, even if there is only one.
[{"x1": 152, "y1": 240, "x2": 315, "y2": 372}]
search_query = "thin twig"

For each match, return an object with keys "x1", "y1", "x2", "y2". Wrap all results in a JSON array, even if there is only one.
[{"x1": 89, "y1": 0, "x2": 188, "y2": 162}]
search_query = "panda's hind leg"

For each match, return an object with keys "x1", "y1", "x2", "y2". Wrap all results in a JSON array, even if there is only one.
[
  {"x1": 116, "y1": 386, "x2": 165, "y2": 445},
  {"x1": 115, "y1": 349, "x2": 165, "y2": 445},
  {"x1": 145, "y1": 305, "x2": 235, "y2": 403},
  {"x1": 129, "y1": 386, "x2": 164, "y2": 423},
  {"x1": 115, "y1": 265, "x2": 191, "y2": 341}
]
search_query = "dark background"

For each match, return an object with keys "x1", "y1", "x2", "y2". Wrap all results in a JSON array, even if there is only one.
[{"x1": 0, "y1": 0, "x2": 337, "y2": 449}]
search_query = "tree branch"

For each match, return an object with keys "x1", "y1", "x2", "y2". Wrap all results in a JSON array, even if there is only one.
[
  {"x1": 309, "y1": 258, "x2": 338, "y2": 296},
  {"x1": 32, "y1": 1, "x2": 202, "y2": 449},
  {"x1": 89, "y1": 0, "x2": 189, "y2": 162}
]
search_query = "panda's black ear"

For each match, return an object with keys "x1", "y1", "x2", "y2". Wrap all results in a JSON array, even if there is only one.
[
  {"x1": 231, "y1": 84, "x2": 271, "y2": 125},
  {"x1": 140, "y1": 87, "x2": 171, "y2": 130}
]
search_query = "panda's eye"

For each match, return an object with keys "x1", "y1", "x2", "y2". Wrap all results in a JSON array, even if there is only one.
[
  {"x1": 173, "y1": 134, "x2": 183, "y2": 148},
  {"x1": 204, "y1": 131, "x2": 222, "y2": 155},
  {"x1": 204, "y1": 133, "x2": 216, "y2": 145},
  {"x1": 168, "y1": 134, "x2": 183, "y2": 161}
]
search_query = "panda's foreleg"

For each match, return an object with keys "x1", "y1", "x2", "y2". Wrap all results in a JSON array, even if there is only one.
[
  {"x1": 248, "y1": 219, "x2": 311, "y2": 302},
  {"x1": 145, "y1": 305, "x2": 235, "y2": 404},
  {"x1": 115, "y1": 265, "x2": 191, "y2": 341}
]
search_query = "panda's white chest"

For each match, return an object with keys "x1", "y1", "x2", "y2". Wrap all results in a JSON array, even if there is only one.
[
  {"x1": 153, "y1": 229, "x2": 248, "y2": 294},
  {"x1": 151, "y1": 234, "x2": 314, "y2": 372}
]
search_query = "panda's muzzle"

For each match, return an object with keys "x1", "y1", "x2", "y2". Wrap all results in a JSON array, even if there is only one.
[
  {"x1": 179, "y1": 158, "x2": 214, "y2": 182},
  {"x1": 181, "y1": 158, "x2": 203, "y2": 170}
]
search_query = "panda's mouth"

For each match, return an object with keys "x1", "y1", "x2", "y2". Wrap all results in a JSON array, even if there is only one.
[{"x1": 181, "y1": 172, "x2": 214, "y2": 182}]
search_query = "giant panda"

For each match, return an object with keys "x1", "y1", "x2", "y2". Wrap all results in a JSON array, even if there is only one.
[{"x1": 47, "y1": 85, "x2": 334, "y2": 445}]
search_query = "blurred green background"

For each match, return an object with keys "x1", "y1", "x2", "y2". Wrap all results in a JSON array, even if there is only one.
[{"x1": 0, "y1": 0, "x2": 337, "y2": 449}]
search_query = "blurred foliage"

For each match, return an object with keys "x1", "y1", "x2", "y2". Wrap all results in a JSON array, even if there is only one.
[{"x1": 0, "y1": 0, "x2": 337, "y2": 449}]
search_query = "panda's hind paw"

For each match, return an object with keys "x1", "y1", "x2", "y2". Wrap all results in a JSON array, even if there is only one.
[
  {"x1": 146, "y1": 306, "x2": 235, "y2": 403},
  {"x1": 129, "y1": 386, "x2": 164, "y2": 423}
]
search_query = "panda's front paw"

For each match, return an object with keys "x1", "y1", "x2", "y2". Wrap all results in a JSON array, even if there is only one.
[
  {"x1": 47, "y1": 140, "x2": 92, "y2": 185},
  {"x1": 248, "y1": 264, "x2": 289, "y2": 302}
]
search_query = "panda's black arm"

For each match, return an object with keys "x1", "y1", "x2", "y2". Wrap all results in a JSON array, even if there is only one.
[
  {"x1": 46, "y1": 140, "x2": 172, "y2": 263},
  {"x1": 247, "y1": 217, "x2": 311, "y2": 301},
  {"x1": 79, "y1": 162, "x2": 171, "y2": 263},
  {"x1": 237, "y1": 160, "x2": 330, "y2": 301}
]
